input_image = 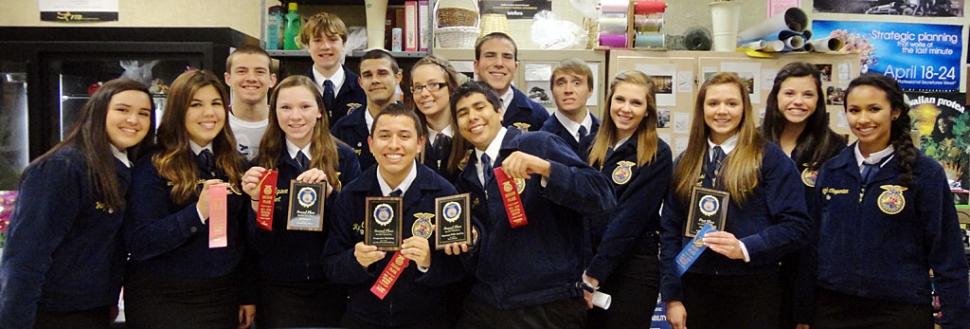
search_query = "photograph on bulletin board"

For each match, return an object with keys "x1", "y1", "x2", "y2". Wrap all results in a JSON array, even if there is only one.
[
  {"x1": 908, "y1": 91, "x2": 970, "y2": 203},
  {"x1": 813, "y1": 0, "x2": 963, "y2": 17},
  {"x1": 813, "y1": 20, "x2": 964, "y2": 91}
]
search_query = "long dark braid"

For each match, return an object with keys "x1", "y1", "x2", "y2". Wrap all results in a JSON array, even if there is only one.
[{"x1": 845, "y1": 73, "x2": 917, "y2": 186}]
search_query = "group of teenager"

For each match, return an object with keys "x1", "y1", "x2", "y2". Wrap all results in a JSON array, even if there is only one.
[{"x1": 0, "y1": 10, "x2": 968, "y2": 329}]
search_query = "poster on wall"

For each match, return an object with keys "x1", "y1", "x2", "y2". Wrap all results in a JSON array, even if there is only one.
[
  {"x1": 907, "y1": 91, "x2": 970, "y2": 202},
  {"x1": 40, "y1": 0, "x2": 119, "y2": 22},
  {"x1": 480, "y1": 0, "x2": 552, "y2": 19},
  {"x1": 812, "y1": 20, "x2": 963, "y2": 91},
  {"x1": 813, "y1": 0, "x2": 964, "y2": 17}
]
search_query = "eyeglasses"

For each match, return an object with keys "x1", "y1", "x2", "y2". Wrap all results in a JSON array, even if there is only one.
[{"x1": 411, "y1": 82, "x2": 448, "y2": 93}]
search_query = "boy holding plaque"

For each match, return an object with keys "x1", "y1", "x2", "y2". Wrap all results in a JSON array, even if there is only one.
[
  {"x1": 580, "y1": 70, "x2": 671, "y2": 328},
  {"x1": 324, "y1": 104, "x2": 468, "y2": 328},
  {"x1": 122, "y1": 70, "x2": 255, "y2": 328},
  {"x1": 659, "y1": 72, "x2": 811, "y2": 329},
  {"x1": 806, "y1": 74, "x2": 970, "y2": 328},
  {"x1": 448, "y1": 81, "x2": 616, "y2": 328},
  {"x1": 239, "y1": 75, "x2": 361, "y2": 328}
]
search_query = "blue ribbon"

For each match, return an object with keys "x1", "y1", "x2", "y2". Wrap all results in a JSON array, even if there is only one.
[{"x1": 675, "y1": 222, "x2": 717, "y2": 277}]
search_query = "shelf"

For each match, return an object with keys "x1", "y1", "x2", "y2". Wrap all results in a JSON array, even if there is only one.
[{"x1": 268, "y1": 50, "x2": 428, "y2": 58}]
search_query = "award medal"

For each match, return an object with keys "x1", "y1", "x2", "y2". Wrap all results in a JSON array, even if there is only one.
[
  {"x1": 297, "y1": 186, "x2": 317, "y2": 208},
  {"x1": 374, "y1": 204, "x2": 395, "y2": 226},
  {"x1": 443, "y1": 201, "x2": 462, "y2": 223},
  {"x1": 411, "y1": 213, "x2": 434, "y2": 238},
  {"x1": 512, "y1": 122, "x2": 531, "y2": 133},
  {"x1": 801, "y1": 166, "x2": 818, "y2": 187},
  {"x1": 370, "y1": 251, "x2": 410, "y2": 300},
  {"x1": 612, "y1": 161, "x2": 635, "y2": 185},
  {"x1": 494, "y1": 167, "x2": 529, "y2": 228},
  {"x1": 877, "y1": 185, "x2": 907, "y2": 215},
  {"x1": 698, "y1": 195, "x2": 720, "y2": 216}
]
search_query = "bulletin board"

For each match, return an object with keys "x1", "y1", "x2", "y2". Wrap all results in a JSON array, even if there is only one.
[{"x1": 610, "y1": 50, "x2": 861, "y2": 156}]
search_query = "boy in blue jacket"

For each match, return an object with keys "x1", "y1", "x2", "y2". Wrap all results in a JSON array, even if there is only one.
[
  {"x1": 324, "y1": 103, "x2": 468, "y2": 328},
  {"x1": 449, "y1": 81, "x2": 616, "y2": 328}
]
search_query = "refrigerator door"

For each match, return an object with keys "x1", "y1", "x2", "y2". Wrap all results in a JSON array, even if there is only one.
[{"x1": 0, "y1": 66, "x2": 29, "y2": 191}]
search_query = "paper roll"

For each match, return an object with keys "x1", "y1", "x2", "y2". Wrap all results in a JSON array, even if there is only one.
[
  {"x1": 783, "y1": 35, "x2": 805, "y2": 50},
  {"x1": 599, "y1": 16, "x2": 628, "y2": 33},
  {"x1": 738, "y1": 7, "x2": 807, "y2": 43},
  {"x1": 599, "y1": 33, "x2": 628, "y2": 48},
  {"x1": 592, "y1": 291, "x2": 612, "y2": 310},
  {"x1": 635, "y1": 33, "x2": 665, "y2": 48},
  {"x1": 634, "y1": 15, "x2": 664, "y2": 32},
  {"x1": 601, "y1": 0, "x2": 630, "y2": 14},
  {"x1": 807, "y1": 37, "x2": 844, "y2": 53},
  {"x1": 762, "y1": 40, "x2": 785, "y2": 52},
  {"x1": 634, "y1": 1, "x2": 667, "y2": 15}
]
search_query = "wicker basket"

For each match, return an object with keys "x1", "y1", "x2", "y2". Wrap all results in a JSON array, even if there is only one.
[
  {"x1": 478, "y1": 14, "x2": 509, "y2": 39},
  {"x1": 436, "y1": 26, "x2": 481, "y2": 48},
  {"x1": 438, "y1": 7, "x2": 478, "y2": 27},
  {"x1": 434, "y1": 0, "x2": 480, "y2": 48}
]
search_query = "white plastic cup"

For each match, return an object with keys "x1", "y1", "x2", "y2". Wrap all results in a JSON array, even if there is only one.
[
  {"x1": 592, "y1": 291, "x2": 612, "y2": 310},
  {"x1": 709, "y1": 1, "x2": 742, "y2": 51}
]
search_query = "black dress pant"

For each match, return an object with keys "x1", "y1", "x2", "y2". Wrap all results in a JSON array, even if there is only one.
[
  {"x1": 587, "y1": 238, "x2": 661, "y2": 329},
  {"x1": 681, "y1": 271, "x2": 782, "y2": 329},
  {"x1": 35, "y1": 305, "x2": 112, "y2": 329},
  {"x1": 457, "y1": 294, "x2": 587, "y2": 329},
  {"x1": 813, "y1": 287, "x2": 933, "y2": 329},
  {"x1": 256, "y1": 280, "x2": 346, "y2": 328}
]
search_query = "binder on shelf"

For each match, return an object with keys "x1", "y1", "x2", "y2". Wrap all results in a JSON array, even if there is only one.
[
  {"x1": 404, "y1": 1, "x2": 418, "y2": 52},
  {"x1": 418, "y1": 0, "x2": 430, "y2": 52}
]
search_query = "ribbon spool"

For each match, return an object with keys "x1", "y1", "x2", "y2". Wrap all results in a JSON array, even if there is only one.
[
  {"x1": 635, "y1": 15, "x2": 664, "y2": 32},
  {"x1": 635, "y1": 33, "x2": 665, "y2": 48},
  {"x1": 599, "y1": 33, "x2": 628, "y2": 47},
  {"x1": 598, "y1": 16, "x2": 628, "y2": 34},
  {"x1": 634, "y1": 1, "x2": 667, "y2": 15},
  {"x1": 600, "y1": 0, "x2": 630, "y2": 14}
]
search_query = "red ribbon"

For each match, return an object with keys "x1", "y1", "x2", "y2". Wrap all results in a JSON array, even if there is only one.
[
  {"x1": 370, "y1": 251, "x2": 411, "y2": 300},
  {"x1": 493, "y1": 168, "x2": 528, "y2": 228},
  {"x1": 208, "y1": 184, "x2": 228, "y2": 248},
  {"x1": 256, "y1": 170, "x2": 278, "y2": 231}
]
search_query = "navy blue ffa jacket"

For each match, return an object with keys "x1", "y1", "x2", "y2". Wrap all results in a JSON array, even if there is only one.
[
  {"x1": 303, "y1": 65, "x2": 366, "y2": 124},
  {"x1": 811, "y1": 145, "x2": 970, "y2": 327},
  {"x1": 455, "y1": 129, "x2": 616, "y2": 310},
  {"x1": 541, "y1": 114, "x2": 601, "y2": 155},
  {"x1": 323, "y1": 163, "x2": 465, "y2": 327},
  {"x1": 505, "y1": 87, "x2": 549, "y2": 133},
  {"x1": 583, "y1": 138, "x2": 672, "y2": 283},
  {"x1": 331, "y1": 106, "x2": 376, "y2": 172},
  {"x1": 422, "y1": 134, "x2": 457, "y2": 183},
  {"x1": 247, "y1": 144, "x2": 361, "y2": 282},
  {"x1": 659, "y1": 143, "x2": 811, "y2": 302},
  {"x1": 124, "y1": 150, "x2": 248, "y2": 280},
  {"x1": 0, "y1": 147, "x2": 128, "y2": 328}
]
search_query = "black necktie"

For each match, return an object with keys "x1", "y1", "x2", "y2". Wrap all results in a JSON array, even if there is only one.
[
  {"x1": 390, "y1": 189, "x2": 403, "y2": 197},
  {"x1": 578, "y1": 126, "x2": 588, "y2": 141},
  {"x1": 323, "y1": 80, "x2": 335, "y2": 114},
  {"x1": 861, "y1": 162, "x2": 880, "y2": 184},
  {"x1": 481, "y1": 153, "x2": 493, "y2": 186},
  {"x1": 296, "y1": 151, "x2": 310, "y2": 172},
  {"x1": 196, "y1": 149, "x2": 215, "y2": 172}
]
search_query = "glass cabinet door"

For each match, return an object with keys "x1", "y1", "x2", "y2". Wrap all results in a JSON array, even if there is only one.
[{"x1": 0, "y1": 62, "x2": 28, "y2": 191}]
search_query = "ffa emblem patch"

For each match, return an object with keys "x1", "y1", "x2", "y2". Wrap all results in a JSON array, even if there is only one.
[
  {"x1": 512, "y1": 122, "x2": 531, "y2": 133},
  {"x1": 374, "y1": 204, "x2": 394, "y2": 226},
  {"x1": 297, "y1": 187, "x2": 317, "y2": 208},
  {"x1": 877, "y1": 185, "x2": 907, "y2": 215},
  {"x1": 347, "y1": 103, "x2": 363, "y2": 114},
  {"x1": 698, "y1": 195, "x2": 719, "y2": 216},
  {"x1": 612, "y1": 161, "x2": 635, "y2": 185},
  {"x1": 443, "y1": 202, "x2": 462, "y2": 222},
  {"x1": 800, "y1": 167, "x2": 818, "y2": 187},
  {"x1": 412, "y1": 213, "x2": 434, "y2": 238}
]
